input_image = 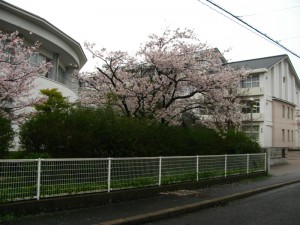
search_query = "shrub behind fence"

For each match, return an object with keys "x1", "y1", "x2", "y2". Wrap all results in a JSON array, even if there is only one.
[{"x1": 0, "y1": 153, "x2": 266, "y2": 203}]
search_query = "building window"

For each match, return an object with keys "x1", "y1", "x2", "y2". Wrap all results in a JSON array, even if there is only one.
[
  {"x1": 29, "y1": 53, "x2": 51, "y2": 77},
  {"x1": 241, "y1": 99, "x2": 260, "y2": 113},
  {"x1": 57, "y1": 66, "x2": 65, "y2": 84},
  {"x1": 292, "y1": 130, "x2": 294, "y2": 142},
  {"x1": 282, "y1": 105, "x2": 285, "y2": 118},
  {"x1": 288, "y1": 130, "x2": 290, "y2": 142},
  {"x1": 291, "y1": 108, "x2": 294, "y2": 120},
  {"x1": 241, "y1": 74, "x2": 259, "y2": 88},
  {"x1": 282, "y1": 129, "x2": 285, "y2": 141},
  {"x1": 283, "y1": 77, "x2": 286, "y2": 83},
  {"x1": 242, "y1": 125, "x2": 259, "y2": 140},
  {"x1": 29, "y1": 53, "x2": 46, "y2": 66},
  {"x1": 252, "y1": 100, "x2": 260, "y2": 113},
  {"x1": 288, "y1": 107, "x2": 290, "y2": 119}
]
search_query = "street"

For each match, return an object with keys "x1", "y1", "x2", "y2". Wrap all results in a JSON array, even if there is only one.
[{"x1": 145, "y1": 182, "x2": 300, "y2": 225}]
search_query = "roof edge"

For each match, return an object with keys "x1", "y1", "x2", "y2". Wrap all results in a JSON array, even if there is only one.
[
  {"x1": 227, "y1": 54, "x2": 288, "y2": 67},
  {"x1": 1, "y1": 0, "x2": 87, "y2": 68}
]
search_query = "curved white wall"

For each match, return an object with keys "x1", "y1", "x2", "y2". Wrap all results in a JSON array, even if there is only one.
[
  {"x1": 0, "y1": 1, "x2": 88, "y2": 152},
  {"x1": 33, "y1": 77, "x2": 78, "y2": 102},
  {"x1": 0, "y1": 5, "x2": 86, "y2": 67}
]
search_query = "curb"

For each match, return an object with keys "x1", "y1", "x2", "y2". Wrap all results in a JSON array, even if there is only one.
[{"x1": 97, "y1": 179, "x2": 300, "y2": 225}]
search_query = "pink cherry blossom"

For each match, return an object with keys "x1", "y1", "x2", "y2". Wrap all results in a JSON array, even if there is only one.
[
  {"x1": 76, "y1": 28, "x2": 247, "y2": 131},
  {"x1": 0, "y1": 31, "x2": 52, "y2": 120}
]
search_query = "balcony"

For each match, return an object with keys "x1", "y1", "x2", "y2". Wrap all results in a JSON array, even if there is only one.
[
  {"x1": 238, "y1": 87, "x2": 264, "y2": 96},
  {"x1": 32, "y1": 76, "x2": 78, "y2": 102},
  {"x1": 242, "y1": 113, "x2": 264, "y2": 122}
]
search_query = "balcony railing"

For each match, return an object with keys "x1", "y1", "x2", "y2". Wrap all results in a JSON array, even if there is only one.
[{"x1": 238, "y1": 87, "x2": 264, "y2": 96}]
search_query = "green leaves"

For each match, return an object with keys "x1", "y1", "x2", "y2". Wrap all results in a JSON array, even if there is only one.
[
  {"x1": 19, "y1": 107, "x2": 261, "y2": 158},
  {"x1": 34, "y1": 88, "x2": 71, "y2": 113},
  {"x1": 19, "y1": 89, "x2": 260, "y2": 157},
  {"x1": 0, "y1": 113, "x2": 14, "y2": 158}
]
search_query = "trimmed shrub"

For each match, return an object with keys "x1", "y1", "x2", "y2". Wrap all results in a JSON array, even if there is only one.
[
  {"x1": 0, "y1": 114, "x2": 14, "y2": 158},
  {"x1": 19, "y1": 106, "x2": 261, "y2": 158},
  {"x1": 7, "y1": 151, "x2": 51, "y2": 159},
  {"x1": 222, "y1": 129, "x2": 261, "y2": 154}
]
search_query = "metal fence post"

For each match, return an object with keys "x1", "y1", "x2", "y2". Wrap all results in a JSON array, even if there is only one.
[
  {"x1": 36, "y1": 158, "x2": 42, "y2": 200},
  {"x1": 158, "y1": 157, "x2": 162, "y2": 186},
  {"x1": 107, "y1": 158, "x2": 111, "y2": 192},
  {"x1": 224, "y1": 154, "x2": 227, "y2": 178},
  {"x1": 247, "y1": 154, "x2": 249, "y2": 174},
  {"x1": 196, "y1": 155, "x2": 199, "y2": 181},
  {"x1": 265, "y1": 151, "x2": 270, "y2": 174}
]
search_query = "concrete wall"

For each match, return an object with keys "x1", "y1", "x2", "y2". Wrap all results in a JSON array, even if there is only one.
[
  {"x1": 268, "y1": 148, "x2": 288, "y2": 165},
  {"x1": 33, "y1": 77, "x2": 78, "y2": 102},
  {"x1": 272, "y1": 100, "x2": 295, "y2": 148}
]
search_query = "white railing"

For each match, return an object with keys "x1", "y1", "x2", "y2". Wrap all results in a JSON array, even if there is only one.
[{"x1": 0, "y1": 153, "x2": 266, "y2": 203}]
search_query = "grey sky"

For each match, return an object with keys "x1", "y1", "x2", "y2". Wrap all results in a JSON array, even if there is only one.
[{"x1": 5, "y1": 0, "x2": 300, "y2": 73}]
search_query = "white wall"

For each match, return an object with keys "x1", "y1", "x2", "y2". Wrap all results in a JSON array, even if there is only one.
[
  {"x1": 33, "y1": 76, "x2": 78, "y2": 102},
  {"x1": 10, "y1": 77, "x2": 78, "y2": 151}
]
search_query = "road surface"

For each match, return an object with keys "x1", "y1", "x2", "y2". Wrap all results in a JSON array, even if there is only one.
[{"x1": 145, "y1": 182, "x2": 300, "y2": 225}]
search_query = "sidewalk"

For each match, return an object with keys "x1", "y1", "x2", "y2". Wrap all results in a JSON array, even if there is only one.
[{"x1": 2, "y1": 153, "x2": 300, "y2": 225}]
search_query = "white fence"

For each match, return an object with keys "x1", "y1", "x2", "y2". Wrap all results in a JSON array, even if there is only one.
[{"x1": 0, "y1": 154, "x2": 266, "y2": 203}]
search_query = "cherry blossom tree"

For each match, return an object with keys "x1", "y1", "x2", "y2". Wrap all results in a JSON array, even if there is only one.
[
  {"x1": 77, "y1": 28, "x2": 247, "y2": 130},
  {"x1": 0, "y1": 31, "x2": 52, "y2": 120}
]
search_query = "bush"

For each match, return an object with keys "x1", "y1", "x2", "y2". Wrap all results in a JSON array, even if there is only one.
[
  {"x1": 222, "y1": 129, "x2": 261, "y2": 154},
  {"x1": 20, "y1": 107, "x2": 121, "y2": 157},
  {"x1": 7, "y1": 151, "x2": 52, "y2": 159},
  {"x1": 19, "y1": 110, "x2": 67, "y2": 156},
  {"x1": 0, "y1": 114, "x2": 14, "y2": 158},
  {"x1": 19, "y1": 106, "x2": 261, "y2": 158}
]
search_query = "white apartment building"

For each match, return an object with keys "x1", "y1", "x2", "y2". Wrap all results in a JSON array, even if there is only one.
[
  {"x1": 0, "y1": 0, "x2": 87, "y2": 101},
  {"x1": 228, "y1": 55, "x2": 300, "y2": 149}
]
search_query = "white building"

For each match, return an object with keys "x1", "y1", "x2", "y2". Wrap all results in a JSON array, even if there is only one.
[
  {"x1": 0, "y1": 0, "x2": 87, "y2": 101},
  {"x1": 228, "y1": 55, "x2": 300, "y2": 149},
  {"x1": 0, "y1": 1, "x2": 87, "y2": 151}
]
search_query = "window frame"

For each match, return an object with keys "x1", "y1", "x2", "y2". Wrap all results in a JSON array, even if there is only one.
[{"x1": 241, "y1": 74, "x2": 260, "y2": 88}]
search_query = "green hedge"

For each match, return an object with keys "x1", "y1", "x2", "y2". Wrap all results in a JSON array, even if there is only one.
[
  {"x1": 19, "y1": 107, "x2": 261, "y2": 158},
  {"x1": 0, "y1": 114, "x2": 14, "y2": 158}
]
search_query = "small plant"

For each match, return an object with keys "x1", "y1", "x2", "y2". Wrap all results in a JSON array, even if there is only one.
[
  {"x1": 0, "y1": 213, "x2": 15, "y2": 222},
  {"x1": 40, "y1": 182, "x2": 107, "y2": 197},
  {"x1": 111, "y1": 176, "x2": 157, "y2": 190},
  {"x1": 161, "y1": 172, "x2": 197, "y2": 185},
  {"x1": 198, "y1": 171, "x2": 222, "y2": 179}
]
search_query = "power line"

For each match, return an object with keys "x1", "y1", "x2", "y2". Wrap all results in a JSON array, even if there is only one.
[
  {"x1": 197, "y1": 0, "x2": 275, "y2": 47},
  {"x1": 237, "y1": 5, "x2": 300, "y2": 18},
  {"x1": 278, "y1": 35, "x2": 300, "y2": 42},
  {"x1": 198, "y1": 0, "x2": 300, "y2": 59}
]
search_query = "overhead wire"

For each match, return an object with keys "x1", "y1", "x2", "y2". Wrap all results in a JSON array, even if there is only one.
[
  {"x1": 197, "y1": 0, "x2": 300, "y2": 59},
  {"x1": 278, "y1": 35, "x2": 300, "y2": 42},
  {"x1": 197, "y1": 0, "x2": 275, "y2": 47},
  {"x1": 237, "y1": 5, "x2": 300, "y2": 18}
]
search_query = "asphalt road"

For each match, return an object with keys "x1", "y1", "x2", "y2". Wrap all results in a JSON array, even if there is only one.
[{"x1": 145, "y1": 182, "x2": 300, "y2": 225}]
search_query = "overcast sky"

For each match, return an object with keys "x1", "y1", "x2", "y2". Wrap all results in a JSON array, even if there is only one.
[{"x1": 5, "y1": 0, "x2": 300, "y2": 74}]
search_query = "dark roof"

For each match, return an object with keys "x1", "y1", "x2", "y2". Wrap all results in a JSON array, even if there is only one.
[{"x1": 226, "y1": 55, "x2": 287, "y2": 70}]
